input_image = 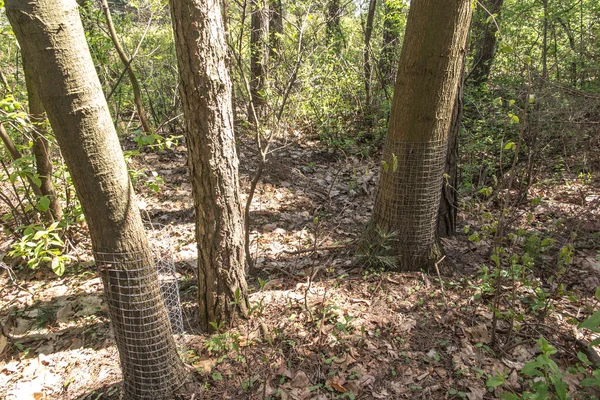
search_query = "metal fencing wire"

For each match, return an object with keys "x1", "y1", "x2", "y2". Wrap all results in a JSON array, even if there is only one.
[
  {"x1": 94, "y1": 249, "x2": 185, "y2": 399},
  {"x1": 154, "y1": 247, "x2": 184, "y2": 334},
  {"x1": 374, "y1": 138, "x2": 448, "y2": 255}
]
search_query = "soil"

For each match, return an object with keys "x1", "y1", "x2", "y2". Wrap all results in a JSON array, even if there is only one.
[{"x1": 1, "y1": 135, "x2": 599, "y2": 399}]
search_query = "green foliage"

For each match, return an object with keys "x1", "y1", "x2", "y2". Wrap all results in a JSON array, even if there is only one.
[
  {"x1": 357, "y1": 225, "x2": 399, "y2": 270},
  {"x1": 8, "y1": 222, "x2": 71, "y2": 276}
]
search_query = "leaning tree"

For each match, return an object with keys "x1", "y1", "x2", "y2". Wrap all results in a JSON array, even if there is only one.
[
  {"x1": 369, "y1": 0, "x2": 473, "y2": 271},
  {"x1": 5, "y1": 0, "x2": 187, "y2": 398},
  {"x1": 169, "y1": 0, "x2": 249, "y2": 331}
]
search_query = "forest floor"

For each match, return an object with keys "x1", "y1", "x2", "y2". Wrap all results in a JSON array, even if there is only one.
[{"x1": 1, "y1": 134, "x2": 600, "y2": 399}]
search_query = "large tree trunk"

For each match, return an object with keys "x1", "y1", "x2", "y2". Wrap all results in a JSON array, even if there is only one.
[
  {"x1": 370, "y1": 0, "x2": 472, "y2": 271},
  {"x1": 169, "y1": 0, "x2": 249, "y2": 332},
  {"x1": 5, "y1": 1, "x2": 187, "y2": 399},
  {"x1": 249, "y1": 0, "x2": 269, "y2": 119},
  {"x1": 24, "y1": 59, "x2": 63, "y2": 222},
  {"x1": 469, "y1": 0, "x2": 503, "y2": 86}
]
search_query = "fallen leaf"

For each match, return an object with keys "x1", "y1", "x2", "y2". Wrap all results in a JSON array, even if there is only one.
[
  {"x1": 291, "y1": 370, "x2": 310, "y2": 388},
  {"x1": 466, "y1": 386, "x2": 486, "y2": 400},
  {"x1": 194, "y1": 358, "x2": 217, "y2": 374}
]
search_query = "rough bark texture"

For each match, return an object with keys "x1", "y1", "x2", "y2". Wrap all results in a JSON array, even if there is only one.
[
  {"x1": 169, "y1": 0, "x2": 249, "y2": 332},
  {"x1": 249, "y1": 0, "x2": 269, "y2": 119},
  {"x1": 437, "y1": 78, "x2": 463, "y2": 238},
  {"x1": 24, "y1": 59, "x2": 63, "y2": 221},
  {"x1": 438, "y1": 30, "x2": 470, "y2": 238},
  {"x1": 370, "y1": 0, "x2": 472, "y2": 271},
  {"x1": 100, "y1": 0, "x2": 152, "y2": 134},
  {"x1": 469, "y1": 0, "x2": 503, "y2": 86},
  {"x1": 5, "y1": 1, "x2": 186, "y2": 398}
]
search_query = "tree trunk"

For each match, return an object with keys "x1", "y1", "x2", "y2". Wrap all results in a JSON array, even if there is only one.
[
  {"x1": 379, "y1": 0, "x2": 403, "y2": 88},
  {"x1": 100, "y1": 0, "x2": 152, "y2": 134},
  {"x1": 24, "y1": 59, "x2": 63, "y2": 222},
  {"x1": 5, "y1": 1, "x2": 187, "y2": 399},
  {"x1": 369, "y1": 0, "x2": 472, "y2": 271},
  {"x1": 326, "y1": 0, "x2": 343, "y2": 47},
  {"x1": 437, "y1": 68, "x2": 465, "y2": 238},
  {"x1": 249, "y1": 0, "x2": 269, "y2": 119},
  {"x1": 169, "y1": 0, "x2": 249, "y2": 332},
  {"x1": 269, "y1": 0, "x2": 283, "y2": 62},
  {"x1": 363, "y1": 0, "x2": 376, "y2": 118},
  {"x1": 542, "y1": 0, "x2": 548, "y2": 80},
  {"x1": 469, "y1": 0, "x2": 503, "y2": 86}
]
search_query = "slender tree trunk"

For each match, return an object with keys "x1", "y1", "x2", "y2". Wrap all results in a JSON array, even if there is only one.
[
  {"x1": 5, "y1": 2, "x2": 187, "y2": 399},
  {"x1": 558, "y1": 19, "x2": 577, "y2": 86},
  {"x1": 326, "y1": 0, "x2": 343, "y2": 47},
  {"x1": 469, "y1": 0, "x2": 504, "y2": 86},
  {"x1": 24, "y1": 59, "x2": 63, "y2": 221},
  {"x1": 369, "y1": 0, "x2": 472, "y2": 271},
  {"x1": 0, "y1": 123, "x2": 44, "y2": 201},
  {"x1": 249, "y1": 0, "x2": 269, "y2": 119},
  {"x1": 100, "y1": 0, "x2": 152, "y2": 134},
  {"x1": 169, "y1": 0, "x2": 249, "y2": 332},
  {"x1": 542, "y1": 0, "x2": 548, "y2": 80},
  {"x1": 363, "y1": 0, "x2": 376, "y2": 117},
  {"x1": 269, "y1": 0, "x2": 283, "y2": 62},
  {"x1": 379, "y1": 0, "x2": 402, "y2": 88}
]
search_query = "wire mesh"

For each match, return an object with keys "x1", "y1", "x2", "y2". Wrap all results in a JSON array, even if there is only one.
[
  {"x1": 155, "y1": 247, "x2": 184, "y2": 334},
  {"x1": 374, "y1": 138, "x2": 448, "y2": 255},
  {"x1": 94, "y1": 250, "x2": 185, "y2": 399}
]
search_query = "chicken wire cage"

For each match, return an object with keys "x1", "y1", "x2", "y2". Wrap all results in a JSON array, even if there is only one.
[{"x1": 93, "y1": 246, "x2": 186, "y2": 399}]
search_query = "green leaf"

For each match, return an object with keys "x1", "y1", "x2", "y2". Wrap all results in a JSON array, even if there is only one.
[
  {"x1": 504, "y1": 141, "x2": 516, "y2": 150},
  {"x1": 382, "y1": 160, "x2": 389, "y2": 172},
  {"x1": 211, "y1": 372, "x2": 223, "y2": 381},
  {"x1": 37, "y1": 196, "x2": 50, "y2": 212},
  {"x1": 51, "y1": 257, "x2": 65, "y2": 276},
  {"x1": 500, "y1": 394, "x2": 519, "y2": 400},
  {"x1": 486, "y1": 374, "x2": 505, "y2": 388},
  {"x1": 521, "y1": 360, "x2": 543, "y2": 377},
  {"x1": 577, "y1": 352, "x2": 591, "y2": 365},
  {"x1": 580, "y1": 310, "x2": 600, "y2": 331},
  {"x1": 392, "y1": 153, "x2": 398, "y2": 173},
  {"x1": 580, "y1": 377, "x2": 600, "y2": 387},
  {"x1": 595, "y1": 286, "x2": 600, "y2": 302}
]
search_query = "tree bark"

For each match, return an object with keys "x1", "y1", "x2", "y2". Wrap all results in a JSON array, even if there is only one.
[
  {"x1": 249, "y1": 0, "x2": 269, "y2": 119},
  {"x1": 5, "y1": 1, "x2": 186, "y2": 398},
  {"x1": 437, "y1": 64, "x2": 466, "y2": 238},
  {"x1": 100, "y1": 0, "x2": 152, "y2": 134},
  {"x1": 169, "y1": 0, "x2": 249, "y2": 332},
  {"x1": 363, "y1": 0, "x2": 377, "y2": 118},
  {"x1": 370, "y1": 0, "x2": 472, "y2": 271},
  {"x1": 24, "y1": 59, "x2": 63, "y2": 221},
  {"x1": 469, "y1": 0, "x2": 503, "y2": 87}
]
